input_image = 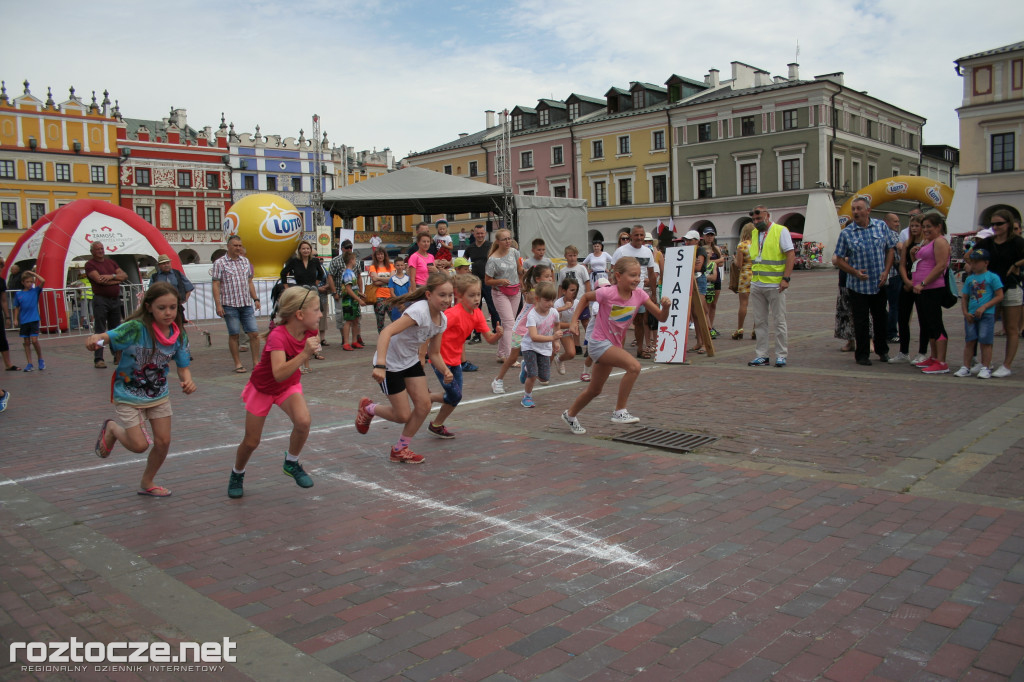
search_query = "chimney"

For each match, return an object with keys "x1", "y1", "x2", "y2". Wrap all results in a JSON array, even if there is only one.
[
  {"x1": 788, "y1": 63, "x2": 800, "y2": 80},
  {"x1": 755, "y1": 70, "x2": 771, "y2": 87},
  {"x1": 706, "y1": 69, "x2": 720, "y2": 87},
  {"x1": 458, "y1": 133, "x2": 468, "y2": 138},
  {"x1": 486, "y1": 110, "x2": 496, "y2": 128},
  {"x1": 172, "y1": 108, "x2": 187, "y2": 130},
  {"x1": 500, "y1": 110, "x2": 508, "y2": 125}
]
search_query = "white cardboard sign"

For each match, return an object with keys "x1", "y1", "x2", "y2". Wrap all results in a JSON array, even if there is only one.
[{"x1": 655, "y1": 246, "x2": 695, "y2": 363}]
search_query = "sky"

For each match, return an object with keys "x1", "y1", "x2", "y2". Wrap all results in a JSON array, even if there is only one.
[{"x1": 2, "y1": 0, "x2": 1022, "y2": 160}]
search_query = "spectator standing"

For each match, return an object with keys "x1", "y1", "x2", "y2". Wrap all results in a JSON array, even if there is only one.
[
  {"x1": 746, "y1": 206, "x2": 796, "y2": 367},
  {"x1": 833, "y1": 198, "x2": 899, "y2": 366},
  {"x1": 149, "y1": 254, "x2": 195, "y2": 311},
  {"x1": 280, "y1": 241, "x2": 328, "y2": 352},
  {"x1": 883, "y1": 213, "x2": 903, "y2": 342},
  {"x1": 463, "y1": 224, "x2": 496, "y2": 338},
  {"x1": 86, "y1": 240, "x2": 127, "y2": 369},
  {"x1": 911, "y1": 213, "x2": 952, "y2": 374},
  {"x1": 973, "y1": 209, "x2": 1024, "y2": 376},
  {"x1": 211, "y1": 235, "x2": 261, "y2": 373}
]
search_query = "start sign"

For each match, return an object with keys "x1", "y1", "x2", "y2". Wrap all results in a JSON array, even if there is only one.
[{"x1": 655, "y1": 246, "x2": 695, "y2": 363}]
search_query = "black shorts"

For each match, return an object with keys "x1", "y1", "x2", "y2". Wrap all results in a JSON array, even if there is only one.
[{"x1": 379, "y1": 361, "x2": 426, "y2": 396}]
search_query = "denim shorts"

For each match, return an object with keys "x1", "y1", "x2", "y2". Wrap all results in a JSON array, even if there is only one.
[
  {"x1": 222, "y1": 305, "x2": 258, "y2": 335},
  {"x1": 964, "y1": 315, "x2": 995, "y2": 345},
  {"x1": 432, "y1": 363, "x2": 463, "y2": 407},
  {"x1": 695, "y1": 274, "x2": 708, "y2": 296}
]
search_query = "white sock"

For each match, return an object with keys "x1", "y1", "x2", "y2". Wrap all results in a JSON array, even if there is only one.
[
  {"x1": 285, "y1": 452, "x2": 299, "y2": 462},
  {"x1": 232, "y1": 467, "x2": 245, "y2": 474}
]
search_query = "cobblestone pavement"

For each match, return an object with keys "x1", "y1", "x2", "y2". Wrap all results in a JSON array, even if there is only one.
[{"x1": 1, "y1": 270, "x2": 1022, "y2": 681}]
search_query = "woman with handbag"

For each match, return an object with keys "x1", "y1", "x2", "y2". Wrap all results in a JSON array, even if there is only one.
[
  {"x1": 367, "y1": 248, "x2": 396, "y2": 333},
  {"x1": 731, "y1": 223, "x2": 755, "y2": 340},
  {"x1": 484, "y1": 228, "x2": 524, "y2": 363},
  {"x1": 280, "y1": 241, "x2": 328, "y2": 357}
]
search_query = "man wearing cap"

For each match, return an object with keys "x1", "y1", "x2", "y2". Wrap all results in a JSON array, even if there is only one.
[
  {"x1": 86, "y1": 240, "x2": 128, "y2": 369},
  {"x1": 612, "y1": 224, "x2": 657, "y2": 358},
  {"x1": 833, "y1": 197, "x2": 899, "y2": 366},
  {"x1": 746, "y1": 205, "x2": 795, "y2": 367},
  {"x1": 464, "y1": 224, "x2": 496, "y2": 342},
  {"x1": 149, "y1": 254, "x2": 194, "y2": 307}
]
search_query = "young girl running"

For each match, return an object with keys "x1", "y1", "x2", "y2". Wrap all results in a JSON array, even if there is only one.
[
  {"x1": 356, "y1": 272, "x2": 452, "y2": 464},
  {"x1": 227, "y1": 286, "x2": 322, "y2": 498},
  {"x1": 491, "y1": 263, "x2": 556, "y2": 393},
  {"x1": 553, "y1": 278, "x2": 581, "y2": 375},
  {"x1": 426, "y1": 274, "x2": 503, "y2": 438},
  {"x1": 87, "y1": 282, "x2": 195, "y2": 497},
  {"x1": 561, "y1": 257, "x2": 671, "y2": 435}
]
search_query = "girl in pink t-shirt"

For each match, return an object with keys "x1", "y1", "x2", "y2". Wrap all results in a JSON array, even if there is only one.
[
  {"x1": 228, "y1": 286, "x2": 322, "y2": 499},
  {"x1": 407, "y1": 233, "x2": 436, "y2": 286},
  {"x1": 560, "y1": 257, "x2": 671, "y2": 435}
]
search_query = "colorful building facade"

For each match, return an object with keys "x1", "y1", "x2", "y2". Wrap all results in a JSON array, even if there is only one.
[
  {"x1": 117, "y1": 108, "x2": 233, "y2": 263},
  {"x1": 0, "y1": 81, "x2": 120, "y2": 255}
]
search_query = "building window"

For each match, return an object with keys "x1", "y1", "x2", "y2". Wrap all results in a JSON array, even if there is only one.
[
  {"x1": 444, "y1": 165, "x2": 452, "y2": 175},
  {"x1": 618, "y1": 135, "x2": 631, "y2": 155},
  {"x1": 892, "y1": 167, "x2": 900, "y2": 177},
  {"x1": 56, "y1": 163, "x2": 71, "y2": 182},
  {"x1": 652, "y1": 175, "x2": 667, "y2": 203},
  {"x1": 697, "y1": 169, "x2": 713, "y2": 198},
  {"x1": 741, "y1": 117, "x2": 755, "y2": 136},
  {"x1": 207, "y1": 207, "x2": 222, "y2": 230},
  {"x1": 292, "y1": 177, "x2": 301, "y2": 191},
  {"x1": 2, "y1": 202, "x2": 18, "y2": 229},
  {"x1": 568, "y1": 103, "x2": 579, "y2": 120},
  {"x1": 469, "y1": 161, "x2": 478, "y2": 177},
  {"x1": 908, "y1": 133, "x2": 916, "y2": 150},
  {"x1": 782, "y1": 109, "x2": 798, "y2": 130},
  {"x1": 632, "y1": 90, "x2": 644, "y2": 109},
  {"x1": 90, "y1": 166, "x2": 105, "y2": 183},
  {"x1": 740, "y1": 163, "x2": 758, "y2": 194},
  {"x1": 868, "y1": 164, "x2": 877, "y2": 184},
  {"x1": 206, "y1": 172, "x2": 219, "y2": 189},
  {"x1": 520, "y1": 151, "x2": 533, "y2": 169},
  {"x1": 27, "y1": 162, "x2": 44, "y2": 181},
  {"x1": 618, "y1": 178, "x2": 632, "y2": 205},
  {"x1": 29, "y1": 203, "x2": 46, "y2": 223},
  {"x1": 553, "y1": 186, "x2": 567, "y2": 198},
  {"x1": 851, "y1": 160, "x2": 861, "y2": 190},
  {"x1": 866, "y1": 120, "x2": 874, "y2": 139},
  {"x1": 267, "y1": 176, "x2": 279, "y2": 191},
  {"x1": 446, "y1": 213, "x2": 455, "y2": 221},
  {"x1": 178, "y1": 207, "x2": 194, "y2": 231},
  {"x1": 522, "y1": 190, "x2": 535, "y2": 196},
  {"x1": 136, "y1": 168, "x2": 151, "y2": 186},
  {"x1": 552, "y1": 145, "x2": 563, "y2": 166},
  {"x1": 992, "y1": 133, "x2": 1015, "y2": 172},
  {"x1": 136, "y1": 205, "x2": 153, "y2": 223},
  {"x1": 890, "y1": 127, "x2": 898, "y2": 145},
  {"x1": 513, "y1": 115, "x2": 523, "y2": 131},
  {"x1": 698, "y1": 123, "x2": 712, "y2": 142},
  {"x1": 538, "y1": 109, "x2": 549, "y2": 126},
  {"x1": 594, "y1": 181, "x2": 607, "y2": 207},
  {"x1": 0, "y1": 160, "x2": 14, "y2": 178},
  {"x1": 592, "y1": 140, "x2": 604, "y2": 159},
  {"x1": 833, "y1": 158, "x2": 843, "y2": 188},
  {"x1": 652, "y1": 130, "x2": 665, "y2": 151},
  {"x1": 470, "y1": 212, "x2": 481, "y2": 219},
  {"x1": 782, "y1": 159, "x2": 800, "y2": 191},
  {"x1": 243, "y1": 175, "x2": 255, "y2": 190},
  {"x1": 177, "y1": 170, "x2": 191, "y2": 188}
]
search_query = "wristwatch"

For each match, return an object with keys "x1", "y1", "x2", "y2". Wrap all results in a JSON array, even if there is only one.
[{"x1": 782, "y1": 276, "x2": 791, "y2": 282}]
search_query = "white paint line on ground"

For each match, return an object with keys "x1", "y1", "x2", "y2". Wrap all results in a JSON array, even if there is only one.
[{"x1": 319, "y1": 470, "x2": 657, "y2": 571}]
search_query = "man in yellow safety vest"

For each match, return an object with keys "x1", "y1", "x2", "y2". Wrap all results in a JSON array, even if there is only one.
[{"x1": 747, "y1": 205, "x2": 795, "y2": 368}]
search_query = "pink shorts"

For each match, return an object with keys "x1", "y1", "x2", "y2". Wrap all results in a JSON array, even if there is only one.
[{"x1": 241, "y1": 382, "x2": 304, "y2": 417}]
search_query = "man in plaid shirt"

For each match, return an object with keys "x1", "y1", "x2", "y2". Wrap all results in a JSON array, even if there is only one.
[
  {"x1": 834, "y1": 197, "x2": 900, "y2": 366},
  {"x1": 212, "y1": 235, "x2": 262, "y2": 373}
]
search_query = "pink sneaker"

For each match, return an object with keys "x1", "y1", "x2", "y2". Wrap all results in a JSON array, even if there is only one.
[
  {"x1": 356, "y1": 397, "x2": 373, "y2": 434},
  {"x1": 913, "y1": 357, "x2": 936, "y2": 368},
  {"x1": 921, "y1": 361, "x2": 949, "y2": 374}
]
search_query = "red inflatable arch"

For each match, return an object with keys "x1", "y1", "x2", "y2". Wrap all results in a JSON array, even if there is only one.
[{"x1": 1, "y1": 200, "x2": 182, "y2": 332}]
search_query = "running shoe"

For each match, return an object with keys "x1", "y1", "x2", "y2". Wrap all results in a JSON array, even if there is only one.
[
  {"x1": 775, "y1": 357, "x2": 787, "y2": 368},
  {"x1": 888, "y1": 352, "x2": 909, "y2": 363},
  {"x1": 22, "y1": 363, "x2": 33, "y2": 372},
  {"x1": 953, "y1": 366, "x2": 971, "y2": 377},
  {"x1": 554, "y1": 355, "x2": 565, "y2": 375},
  {"x1": 921, "y1": 361, "x2": 949, "y2": 375},
  {"x1": 913, "y1": 356, "x2": 935, "y2": 368},
  {"x1": 580, "y1": 372, "x2": 591, "y2": 382},
  {"x1": 283, "y1": 459, "x2": 314, "y2": 488},
  {"x1": 561, "y1": 410, "x2": 586, "y2": 435},
  {"x1": 227, "y1": 471, "x2": 245, "y2": 499},
  {"x1": 356, "y1": 397, "x2": 373, "y2": 434},
  {"x1": 611, "y1": 410, "x2": 640, "y2": 424},
  {"x1": 992, "y1": 365, "x2": 1013, "y2": 378},
  {"x1": 747, "y1": 357, "x2": 770, "y2": 367},
  {"x1": 978, "y1": 367, "x2": 992, "y2": 379},
  {"x1": 460, "y1": 361, "x2": 479, "y2": 372},
  {"x1": 390, "y1": 446, "x2": 424, "y2": 464},
  {"x1": 0, "y1": 390, "x2": 9, "y2": 413},
  {"x1": 969, "y1": 363, "x2": 985, "y2": 375},
  {"x1": 428, "y1": 423, "x2": 455, "y2": 439},
  {"x1": 521, "y1": 395, "x2": 535, "y2": 408},
  {"x1": 910, "y1": 354, "x2": 929, "y2": 365},
  {"x1": 38, "y1": 359, "x2": 45, "y2": 371},
  {"x1": 491, "y1": 378, "x2": 505, "y2": 394}
]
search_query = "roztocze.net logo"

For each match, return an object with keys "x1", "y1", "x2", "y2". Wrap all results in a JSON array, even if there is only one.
[{"x1": 10, "y1": 637, "x2": 236, "y2": 672}]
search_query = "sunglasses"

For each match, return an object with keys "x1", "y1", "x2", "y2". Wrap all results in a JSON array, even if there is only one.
[
  {"x1": 991, "y1": 221, "x2": 1007, "y2": 227},
  {"x1": 619, "y1": 236, "x2": 630, "y2": 241},
  {"x1": 749, "y1": 210, "x2": 763, "y2": 217}
]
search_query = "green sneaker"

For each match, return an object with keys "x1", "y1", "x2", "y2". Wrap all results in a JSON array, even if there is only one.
[
  {"x1": 283, "y1": 459, "x2": 313, "y2": 488},
  {"x1": 228, "y1": 471, "x2": 245, "y2": 499}
]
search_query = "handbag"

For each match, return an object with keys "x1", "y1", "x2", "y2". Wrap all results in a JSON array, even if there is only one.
[
  {"x1": 728, "y1": 264, "x2": 740, "y2": 293},
  {"x1": 499, "y1": 284, "x2": 521, "y2": 297},
  {"x1": 940, "y1": 269, "x2": 958, "y2": 309}
]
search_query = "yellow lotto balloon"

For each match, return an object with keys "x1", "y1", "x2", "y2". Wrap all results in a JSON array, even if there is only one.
[
  {"x1": 838, "y1": 176, "x2": 954, "y2": 228},
  {"x1": 222, "y1": 193, "x2": 303, "y2": 277}
]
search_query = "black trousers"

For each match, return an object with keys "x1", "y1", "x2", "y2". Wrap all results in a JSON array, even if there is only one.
[
  {"x1": 897, "y1": 287, "x2": 928, "y2": 356},
  {"x1": 92, "y1": 295, "x2": 123, "y2": 361},
  {"x1": 480, "y1": 282, "x2": 500, "y2": 332},
  {"x1": 849, "y1": 290, "x2": 889, "y2": 361}
]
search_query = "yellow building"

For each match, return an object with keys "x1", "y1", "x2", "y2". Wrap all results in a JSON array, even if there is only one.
[{"x1": 0, "y1": 81, "x2": 120, "y2": 252}]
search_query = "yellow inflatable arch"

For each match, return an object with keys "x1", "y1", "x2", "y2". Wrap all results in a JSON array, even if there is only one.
[{"x1": 837, "y1": 175, "x2": 954, "y2": 228}]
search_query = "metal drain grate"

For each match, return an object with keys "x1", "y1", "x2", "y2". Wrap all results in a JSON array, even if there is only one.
[{"x1": 612, "y1": 427, "x2": 718, "y2": 453}]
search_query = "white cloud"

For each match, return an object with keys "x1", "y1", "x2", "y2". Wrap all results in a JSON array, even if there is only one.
[{"x1": 2, "y1": 0, "x2": 1021, "y2": 157}]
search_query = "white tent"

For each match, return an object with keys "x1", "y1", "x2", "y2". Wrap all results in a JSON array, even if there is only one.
[{"x1": 323, "y1": 166, "x2": 588, "y2": 256}]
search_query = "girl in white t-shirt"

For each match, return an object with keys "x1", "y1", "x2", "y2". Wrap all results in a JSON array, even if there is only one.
[
  {"x1": 560, "y1": 257, "x2": 671, "y2": 435},
  {"x1": 356, "y1": 272, "x2": 453, "y2": 464}
]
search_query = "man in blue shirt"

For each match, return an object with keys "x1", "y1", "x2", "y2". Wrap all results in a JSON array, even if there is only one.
[{"x1": 834, "y1": 198, "x2": 900, "y2": 366}]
